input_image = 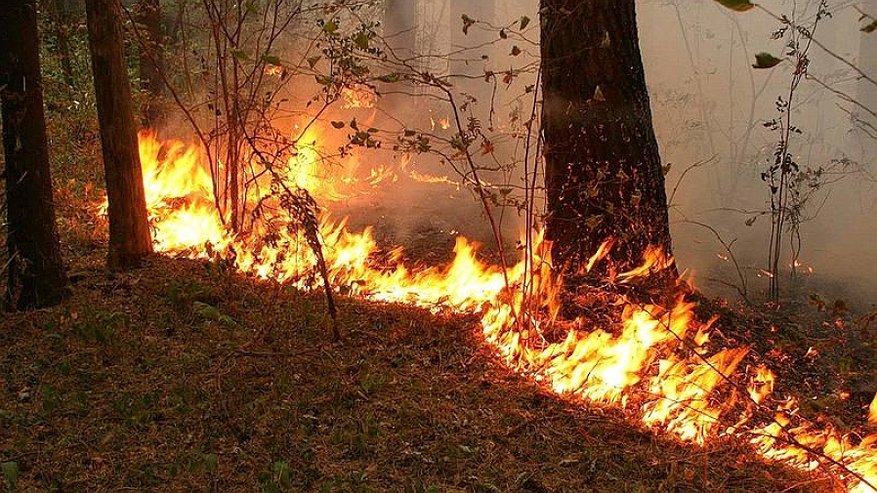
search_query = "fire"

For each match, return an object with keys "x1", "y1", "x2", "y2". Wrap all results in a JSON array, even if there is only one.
[
  {"x1": 102, "y1": 130, "x2": 877, "y2": 492},
  {"x1": 341, "y1": 85, "x2": 377, "y2": 109}
]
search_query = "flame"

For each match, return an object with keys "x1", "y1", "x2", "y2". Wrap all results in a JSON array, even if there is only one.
[
  {"x1": 748, "y1": 366, "x2": 776, "y2": 405},
  {"x1": 341, "y1": 85, "x2": 377, "y2": 109},
  {"x1": 96, "y1": 130, "x2": 877, "y2": 493}
]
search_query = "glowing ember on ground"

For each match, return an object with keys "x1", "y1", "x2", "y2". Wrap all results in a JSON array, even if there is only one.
[{"x1": 104, "y1": 131, "x2": 877, "y2": 492}]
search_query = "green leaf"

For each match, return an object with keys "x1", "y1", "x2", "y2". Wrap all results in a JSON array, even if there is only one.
[
  {"x1": 2, "y1": 462, "x2": 18, "y2": 490},
  {"x1": 193, "y1": 302, "x2": 235, "y2": 326},
  {"x1": 377, "y1": 73, "x2": 401, "y2": 83},
  {"x1": 230, "y1": 49, "x2": 250, "y2": 61},
  {"x1": 323, "y1": 20, "x2": 338, "y2": 34},
  {"x1": 261, "y1": 54, "x2": 281, "y2": 66},
  {"x1": 752, "y1": 52, "x2": 783, "y2": 69},
  {"x1": 713, "y1": 0, "x2": 755, "y2": 11},
  {"x1": 354, "y1": 32, "x2": 370, "y2": 50},
  {"x1": 203, "y1": 454, "x2": 218, "y2": 473}
]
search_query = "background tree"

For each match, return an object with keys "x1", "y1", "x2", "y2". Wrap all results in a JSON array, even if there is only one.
[
  {"x1": 85, "y1": 0, "x2": 153, "y2": 270},
  {"x1": 1, "y1": 0, "x2": 69, "y2": 309},
  {"x1": 136, "y1": 0, "x2": 165, "y2": 126},
  {"x1": 858, "y1": 0, "x2": 877, "y2": 146},
  {"x1": 43, "y1": 0, "x2": 80, "y2": 89},
  {"x1": 384, "y1": 0, "x2": 416, "y2": 57},
  {"x1": 540, "y1": 0, "x2": 675, "y2": 275}
]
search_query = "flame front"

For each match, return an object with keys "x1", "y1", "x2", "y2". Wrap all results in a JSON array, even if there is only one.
[{"x1": 118, "y1": 131, "x2": 877, "y2": 492}]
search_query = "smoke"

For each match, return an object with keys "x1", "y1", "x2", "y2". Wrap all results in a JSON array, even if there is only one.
[{"x1": 634, "y1": 0, "x2": 877, "y2": 304}]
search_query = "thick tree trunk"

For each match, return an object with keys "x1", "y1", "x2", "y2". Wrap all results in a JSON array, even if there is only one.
[
  {"x1": 1, "y1": 0, "x2": 69, "y2": 309},
  {"x1": 540, "y1": 0, "x2": 675, "y2": 275},
  {"x1": 85, "y1": 0, "x2": 153, "y2": 270},
  {"x1": 136, "y1": 0, "x2": 164, "y2": 126}
]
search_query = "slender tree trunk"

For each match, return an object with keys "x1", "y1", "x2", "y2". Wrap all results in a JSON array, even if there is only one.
[
  {"x1": 85, "y1": 0, "x2": 153, "y2": 270},
  {"x1": 540, "y1": 0, "x2": 675, "y2": 275},
  {"x1": 859, "y1": 0, "x2": 877, "y2": 143},
  {"x1": 1, "y1": 0, "x2": 69, "y2": 309},
  {"x1": 136, "y1": 0, "x2": 164, "y2": 126},
  {"x1": 46, "y1": 0, "x2": 77, "y2": 89},
  {"x1": 384, "y1": 0, "x2": 417, "y2": 57}
]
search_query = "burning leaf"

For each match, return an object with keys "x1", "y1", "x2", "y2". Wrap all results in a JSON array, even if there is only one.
[
  {"x1": 870, "y1": 394, "x2": 877, "y2": 424},
  {"x1": 510, "y1": 45, "x2": 522, "y2": 57},
  {"x1": 331, "y1": 121, "x2": 345, "y2": 129},
  {"x1": 863, "y1": 19, "x2": 877, "y2": 33}
]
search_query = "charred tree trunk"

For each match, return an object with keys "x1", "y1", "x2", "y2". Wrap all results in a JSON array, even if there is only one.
[
  {"x1": 136, "y1": 0, "x2": 164, "y2": 126},
  {"x1": 541, "y1": 0, "x2": 675, "y2": 276},
  {"x1": 1, "y1": 0, "x2": 69, "y2": 309},
  {"x1": 85, "y1": 0, "x2": 153, "y2": 270}
]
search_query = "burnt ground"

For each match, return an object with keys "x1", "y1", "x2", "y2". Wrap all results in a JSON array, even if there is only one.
[{"x1": 0, "y1": 247, "x2": 844, "y2": 492}]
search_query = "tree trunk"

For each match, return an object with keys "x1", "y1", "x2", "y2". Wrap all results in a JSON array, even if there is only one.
[
  {"x1": 46, "y1": 0, "x2": 77, "y2": 89},
  {"x1": 859, "y1": 0, "x2": 877, "y2": 140},
  {"x1": 1, "y1": 0, "x2": 69, "y2": 309},
  {"x1": 85, "y1": 0, "x2": 153, "y2": 270},
  {"x1": 384, "y1": 0, "x2": 416, "y2": 58},
  {"x1": 136, "y1": 0, "x2": 164, "y2": 126},
  {"x1": 540, "y1": 0, "x2": 675, "y2": 275}
]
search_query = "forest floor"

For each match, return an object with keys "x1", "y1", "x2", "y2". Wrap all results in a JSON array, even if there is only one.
[{"x1": 0, "y1": 250, "x2": 841, "y2": 493}]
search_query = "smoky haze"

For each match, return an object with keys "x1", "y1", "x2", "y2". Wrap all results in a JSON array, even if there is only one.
[
  {"x1": 395, "y1": 0, "x2": 876, "y2": 303},
  {"x1": 636, "y1": 0, "x2": 877, "y2": 303}
]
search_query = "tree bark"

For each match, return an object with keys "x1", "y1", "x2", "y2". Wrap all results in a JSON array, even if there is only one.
[
  {"x1": 136, "y1": 0, "x2": 164, "y2": 126},
  {"x1": 1, "y1": 0, "x2": 69, "y2": 309},
  {"x1": 540, "y1": 0, "x2": 675, "y2": 275},
  {"x1": 85, "y1": 0, "x2": 153, "y2": 270}
]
